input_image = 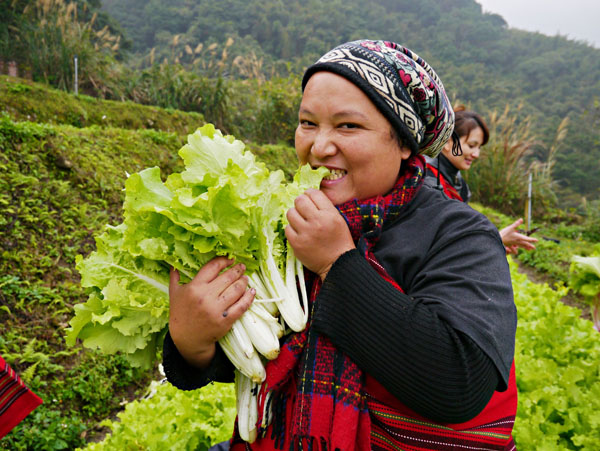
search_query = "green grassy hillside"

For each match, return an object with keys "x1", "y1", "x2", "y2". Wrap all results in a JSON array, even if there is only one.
[{"x1": 0, "y1": 75, "x2": 204, "y2": 134}]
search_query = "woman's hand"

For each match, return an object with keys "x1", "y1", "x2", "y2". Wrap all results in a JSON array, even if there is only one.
[
  {"x1": 499, "y1": 218, "x2": 538, "y2": 255},
  {"x1": 285, "y1": 189, "x2": 355, "y2": 280},
  {"x1": 168, "y1": 257, "x2": 255, "y2": 368}
]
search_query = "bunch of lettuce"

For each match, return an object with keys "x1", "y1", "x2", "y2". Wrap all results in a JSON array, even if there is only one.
[
  {"x1": 569, "y1": 245, "x2": 600, "y2": 331},
  {"x1": 66, "y1": 124, "x2": 327, "y2": 370}
]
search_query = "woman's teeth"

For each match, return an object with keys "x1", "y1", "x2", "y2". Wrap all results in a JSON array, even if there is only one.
[{"x1": 323, "y1": 169, "x2": 346, "y2": 180}]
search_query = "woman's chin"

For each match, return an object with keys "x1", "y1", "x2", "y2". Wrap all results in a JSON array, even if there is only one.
[{"x1": 321, "y1": 187, "x2": 351, "y2": 206}]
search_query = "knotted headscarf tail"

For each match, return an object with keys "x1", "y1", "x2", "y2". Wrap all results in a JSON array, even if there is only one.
[
  {"x1": 229, "y1": 156, "x2": 425, "y2": 451},
  {"x1": 302, "y1": 40, "x2": 454, "y2": 158}
]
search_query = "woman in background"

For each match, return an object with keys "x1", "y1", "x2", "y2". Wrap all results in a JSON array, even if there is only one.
[{"x1": 424, "y1": 106, "x2": 538, "y2": 254}]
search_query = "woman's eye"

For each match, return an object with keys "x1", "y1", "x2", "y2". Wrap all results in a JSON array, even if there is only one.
[
  {"x1": 300, "y1": 120, "x2": 315, "y2": 127},
  {"x1": 339, "y1": 123, "x2": 358, "y2": 129}
]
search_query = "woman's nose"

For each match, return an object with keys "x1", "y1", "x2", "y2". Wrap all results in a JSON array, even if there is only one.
[
  {"x1": 472, "y1": 147, "x2": 480, "y2": 159},
  {"x1": 311, "y1": 131, "x2": 337, "y2": 159}
]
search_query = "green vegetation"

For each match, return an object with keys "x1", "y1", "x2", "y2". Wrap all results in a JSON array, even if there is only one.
[
  {"x1": 1, "y1": 1, "x2": 599, "y2": 448},
  {"x1": 98, "y1": 0, "x2": 600, "y2": 204},
  {"x1": 0, "y1": 86, "x2": 295, "y2": 448},
  {"x1": 83, "y1": 381, "x2": 236, "y2": 450},
  {"x1": 0, "y1": 75, "x2": 204, "y2": 133},
  {"x1": 511, "y1": 259, "x2": 600, "y2": 449},
  {"x1": 0, "y1": 113, "x2": 182, "y2": 449},
  {"x1": 569, "y1": 247, "x2": 600, "y2": 331},
  {"x1": 3, "y1": 0, "x2": 599, "y2": 203}
]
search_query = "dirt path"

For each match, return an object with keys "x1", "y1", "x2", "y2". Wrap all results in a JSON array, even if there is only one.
[{"x1": 514, "y1": 258, "x2": 592, "y2": 321}]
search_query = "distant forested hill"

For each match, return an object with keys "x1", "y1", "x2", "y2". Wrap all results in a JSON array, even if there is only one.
[{"x1": 100, "y1": 0, "x2": 597, "y2": 201}]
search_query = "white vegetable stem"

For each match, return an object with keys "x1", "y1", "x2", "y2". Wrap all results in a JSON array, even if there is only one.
[
  {"x1": 240, "y1": 309, "x2": 280, "y2": 360},
  {"x1": 219, "y1": 329, "x2": 265, "y2": 383},
  {"x1": 235, "y1": 370, "x2": 259, "y2": 444},
  {"x1": 261, "y1": 228, "x2": 307, "y2": 332}
]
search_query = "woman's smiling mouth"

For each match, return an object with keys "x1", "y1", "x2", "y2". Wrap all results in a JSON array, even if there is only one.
[{"x1": 322, "y1": 168, "x2": 347, "y2": 181}]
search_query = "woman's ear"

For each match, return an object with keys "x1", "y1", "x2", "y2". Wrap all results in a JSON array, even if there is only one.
[
  {"x1": 399, "y1": 146, "x2": 412, "y2": 160},
  {"x1": 440, "y1": 138, "x2": 453, "y2": 157}
]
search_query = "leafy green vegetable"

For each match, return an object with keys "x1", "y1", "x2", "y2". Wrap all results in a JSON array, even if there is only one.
[
  {"x1": 569, "y1": 245, "x2": 600, "y2": 331},
  {"x1": 81, "y1": 381, "x2": 236, "y2": 451},
  {"x1": 511, "y1": 257, "x2": 600, "y2": 449},
  {"x1": 66, "y1": 124, "x2": 326, "y2": 369},
  {"x1": 66, "y1": 224, "x2": 170, "y2": 369}
]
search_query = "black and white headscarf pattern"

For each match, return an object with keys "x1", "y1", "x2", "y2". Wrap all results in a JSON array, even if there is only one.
[{"x1": 302, "y1": 40, "x2": 454, "y2": 158}]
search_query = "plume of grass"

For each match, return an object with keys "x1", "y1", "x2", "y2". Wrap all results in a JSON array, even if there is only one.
[
  {"x1": 10, "y1": 0, "x2": 120, "y2": 95},
  {"x1": 529, "y1": 116, "x2": 569, "y2": 216},
  {"x1": 465, "y1": 105, "x2": 537, "y2": 216}
]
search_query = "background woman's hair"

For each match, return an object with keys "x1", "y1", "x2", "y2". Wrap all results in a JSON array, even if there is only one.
[{"x1": 453, "y1": 105, "x2": 489, "y2": 145}]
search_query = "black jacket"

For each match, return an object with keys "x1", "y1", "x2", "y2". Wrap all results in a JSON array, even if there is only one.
[{"x1": 424, "y1": 154, "x2": 471, "y2": 202}]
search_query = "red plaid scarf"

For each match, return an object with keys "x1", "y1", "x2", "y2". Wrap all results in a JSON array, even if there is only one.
[
  {"x1": 0, "y1": 355, "x2": 43, "y2": 439},
  {"x1": 231, "y1": 156, "x2": 425, "y2": 451}
]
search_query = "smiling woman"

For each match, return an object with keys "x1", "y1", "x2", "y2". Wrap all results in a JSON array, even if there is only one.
[{"x1": 163, "y1": 40, "x2": 518, "y2": 451}]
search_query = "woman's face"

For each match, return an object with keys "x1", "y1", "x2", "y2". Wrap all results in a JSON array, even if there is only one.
[
  {"x1": 295, "y1": 72, "x2": 411, "y2": 205},
  {"x1": 442, "y1": 126, "x2": 485, "y2": 171}
]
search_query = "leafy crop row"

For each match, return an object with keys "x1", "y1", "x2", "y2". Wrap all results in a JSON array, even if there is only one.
[{"x1": 83, "y1": 380, "x2": 236, "y2": 451}]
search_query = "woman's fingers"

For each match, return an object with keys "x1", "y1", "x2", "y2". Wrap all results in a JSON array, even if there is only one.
[
  {"x1": 217, "y1": 274, "x2": 250, "y2": 310},
  {"x1": 221, "y1": 287, "x2": 256, "y2": 323},
  {"x1": 292, "y1": 188, "x2": 335, "y2": 220},
  {"x1": 303, "y1": 188, "x2": 335, "y2": 210},
  {"x1": 192, "y1": 256, "x2": 234, "y2": 284},
  {"x1": 169, "y1": 267, "x2": 180, "y2": 296},
  {"x1": 210, "y1": 262, "x2": 247, "y2": 296}
]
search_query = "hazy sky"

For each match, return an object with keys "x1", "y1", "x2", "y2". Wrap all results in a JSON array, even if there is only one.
[{"x1": 476, "y1": 0, "x2": 600, "y2": 48}]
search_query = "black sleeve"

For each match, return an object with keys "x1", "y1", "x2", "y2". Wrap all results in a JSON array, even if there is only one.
[
  {"x1": 162, "y1": 331, "x2": 234, "y2": 390},
  {"x1": 311, "y1": 247, "x2": 502, "y2": 424}
]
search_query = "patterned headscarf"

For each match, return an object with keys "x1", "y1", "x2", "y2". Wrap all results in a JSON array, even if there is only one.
[{"x1": 302, "y1": 40, "x2": 454, "y2": 158}]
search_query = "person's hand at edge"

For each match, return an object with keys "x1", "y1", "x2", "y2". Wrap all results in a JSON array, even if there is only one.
[{"x1": 500, "y1": 218, "x2": 538, "y2": 255}]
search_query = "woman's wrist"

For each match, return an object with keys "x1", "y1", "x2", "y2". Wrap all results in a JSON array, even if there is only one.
[
  {"x1": 170, "y1": 330, "x2": 216, "y2": 369},
  {"x1": 182, "y1": 344, "x2": 216, "y2": 369}
]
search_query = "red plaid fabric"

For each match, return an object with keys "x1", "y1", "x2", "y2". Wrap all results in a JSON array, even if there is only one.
[{"x1": 0, "y1": 355, "x2": 43, "y2": 438}]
